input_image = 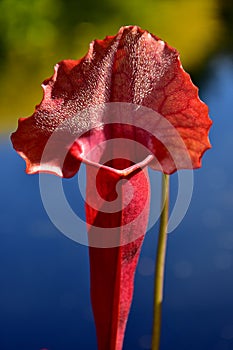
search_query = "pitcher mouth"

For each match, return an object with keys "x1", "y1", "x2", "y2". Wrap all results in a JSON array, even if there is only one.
[
  {"x1": 80, "y1": 154, "x2": 154, "y2": 177},
  {"x1": 70, "y1": 127, "x2": 159, "y2": 178}
]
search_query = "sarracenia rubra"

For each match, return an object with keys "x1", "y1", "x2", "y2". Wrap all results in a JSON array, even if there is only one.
[{"x1": 11, "y1": 26, "x2": 211, "y2": 349}]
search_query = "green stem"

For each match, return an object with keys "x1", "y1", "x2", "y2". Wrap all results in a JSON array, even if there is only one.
[{"x1": 151, "y1": 174, "x2": 170, "y2": 350}]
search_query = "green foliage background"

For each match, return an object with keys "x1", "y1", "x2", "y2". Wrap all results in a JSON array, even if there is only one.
[{"x1": 0, "y1": 0, "x2": 231, "y2": 131}]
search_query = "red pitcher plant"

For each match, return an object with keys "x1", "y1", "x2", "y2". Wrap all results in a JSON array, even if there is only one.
[{"x1": 11, "y1": 26, "x2": 212, "y2": 350}]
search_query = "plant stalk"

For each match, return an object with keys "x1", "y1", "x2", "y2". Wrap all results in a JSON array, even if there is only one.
[{"x1": 151, "y1": 174, "x2": 170, "y2": 350}]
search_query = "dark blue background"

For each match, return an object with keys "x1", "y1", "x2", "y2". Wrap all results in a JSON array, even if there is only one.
[{"x1": 0, "y1": 57, "x2": 233, "y2": 350}]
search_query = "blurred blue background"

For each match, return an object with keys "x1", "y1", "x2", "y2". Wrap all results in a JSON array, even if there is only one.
[{"x1": 1, "y1": 0, "x2": 233, "y2": 349}]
